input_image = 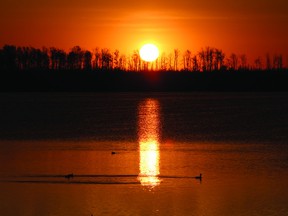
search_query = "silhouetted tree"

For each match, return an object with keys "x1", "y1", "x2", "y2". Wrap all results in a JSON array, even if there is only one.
[
  {"x1": 119, "y1": 54, "x2": 127, "y2": 71},
  {"x1": 198, "y1": 48, "x2": 206, "y2": 71},
  {"x1": 83, "y1": 50, "x2": 92, "y2": 70},
  {"x1": 113, "y1": 49, "x2": 120, "y2": 69},
  {"x1": 168, "y1": 53, "x2": 173, "y2": 71},
  {"x1": 239, "y1": 54, "x2": 247, "y2": 70},
  {"x1": 206, "y1": 47, "x2": 214, "y2": 71},
  {"x1": 160, "y1": 52, "x2": 168, "y2": 71},
  {"x1": 0, "y1": 48, "x2": 3, "y2": 70},
  {"x1": 254, "y1": 57, "x2": 262, "y2": 70},
  {"x1": 93, "y1": 48, "x2": 101, "y2": 70},
  {"x1": 214, "y1": 49, "x2": 225, "y2": 71},
  {"x1": 192, "y1": 55, "x2": 199, "y2": 72},
  {"x1": 50, "y1": 47, "x2": 66, "y2": 70},
  {"x1": 2, "y1": 45, "x2": 17, "y2": 71},
  {"x1": 132, "y1": 50, "x2": 140, "y2": 71},
  {"x1": 1, "y1": 44, "x2": 287, "y2": 74},
  {"x1": 155, "y1": 58, "x2": 159, "y2": 71},
  {"x1": 40, "y1": 47, "x2": 50, "y2": 70},
  {"x1": 50, "y1": 47, "x2": 58, "y2": 70},
  {"x1": 21, "y1": 47, "x2": 49, "y2": 70},
  {"x1": 29, "y1": 47, "x2": 38, "y2": 69},
  {"x1": 183, "y1": 50, "x2": 192, "y2": 71},
  {"x1": 101, "y1": 48, "x2": 112, "y2": 70},
  {"x1": 229, "y1": 53, "x2": 238, "y2": 70},
  {"x1": 16, "y1": 47, "x2": 25, "y2": 70},
  {"x1": 68, "y1": 46, "x2": 84, "y2": 70},
  {"x1": 273, "y1": 54, "x2": 283, "y2": 70},
  {"x1": 174, "y1": 49, "x2": 179, "y2": 71},
  {"x1": 127, "y1": 54, "x2": 133, "y2": 71},
  {"x1": 266, "y1": 53, "x2": 271, "y2": 70},
  {"x1": 198, "y1": 47, "x2": 214, "y2": 72}
]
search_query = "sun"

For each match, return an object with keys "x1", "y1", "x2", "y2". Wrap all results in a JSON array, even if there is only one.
[{"x1": 139, "y1": 44, "x2": 159, "y2": 62}]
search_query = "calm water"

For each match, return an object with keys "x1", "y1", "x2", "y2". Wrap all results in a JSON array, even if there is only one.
[{"x1": 1, "y1": 92, "x2": 288, "y2": 216}]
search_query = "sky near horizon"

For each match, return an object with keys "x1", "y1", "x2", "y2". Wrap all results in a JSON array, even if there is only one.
[{"x1": 1, "y1": 0, "x2": 288, "y2": 63}]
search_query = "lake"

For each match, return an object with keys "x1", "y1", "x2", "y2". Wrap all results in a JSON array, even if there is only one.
[{"x1": 1, "y1": 92, "x2": 288, "y2": 216}]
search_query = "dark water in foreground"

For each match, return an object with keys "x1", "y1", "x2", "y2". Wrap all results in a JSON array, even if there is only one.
[{"x1": 0, "y1": 92, "x2": 288, "y2": 216}]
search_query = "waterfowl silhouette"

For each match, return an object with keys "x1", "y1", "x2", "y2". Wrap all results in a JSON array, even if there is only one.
[
  {"x1": 65, "y1": 173, "x2": 74, "y2": 179},
  {"x1": 111, "y1": 151, "x2": 116, "y2": 155}
]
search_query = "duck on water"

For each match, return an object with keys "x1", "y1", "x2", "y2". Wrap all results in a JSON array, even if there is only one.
[{"x1": 65, "y1": 173, "x2": 74, "y2": 179}]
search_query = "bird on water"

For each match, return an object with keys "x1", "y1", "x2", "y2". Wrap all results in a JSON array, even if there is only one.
[
  {"x1": 195, "y1": 173, "x2": 202, "y2": 180},
  {"x1": 65, "y1": 173, "x2": 74, "y2": 179}
]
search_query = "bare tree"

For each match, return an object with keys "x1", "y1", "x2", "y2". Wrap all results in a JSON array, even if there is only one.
[
  {"x1": 198, "y1": 48, "x2": 206, "y2": 71},
  {"x1": 132, "y1": 50, "x2": 140, "y2": 71},
  {"x1": 266, "y1": 53, "x2": 271, "y2": 70},
  {"x1": 206, "y1": 47, "x2": 214, "y2": 72},
  {"x1": 2, "y1": 45, "x2": 17, "y2": 71},
  {"x1": 119, "y1": 54, "x2": 127, "y2": 71},
  {"x1": 113, "y1": 49, "x2": 120, "y2": 69},
  {"x1": 168, "y1": 52, "x2": 173, "y2": 71},
  {"x1": 83, "y1": 50, "x2": 92, "y2": 70},
  {"x1": 41, "y1": 47, "x2": 50, "y2": 69},
  {"x1": 155, "y1": 58, "x2": 159, "y2": 71},
  {"x1": 50, "y1": 47, "x2": 66, "y2": 70},
  {"x1": 239, "y1": 54, "x2": 247, "y2": 70},
  {"x1": 160, "y1": 52, "x2": 168, "y2": 71},
  {"x1": 254, "y1": 57, "x2": 262, "y2": 70},
  {"x1": 2, "y1": 44, "x2": 287, "y2": 73},
  {"x1": 198, "y1": 47, "x2": 214, "y2": 72},
  {"x1": 93, "y1": 48, "x2": 101, "y2": 70},
  {"x1": 67, "y1": 46, "x2": 84, "y2": 70},
  {"x1": 214, "y1": 49, "x2": 225, "y2": 71},
  {"x1": 192, "y1": 55, "x2": 199, "y2": 72},
  {"x1": 183, "y1": 50, "x2": 192, "y2": 71},
  {"x1": 273, "y1": 54, "x2": 283, "y2": 70},
  {"x1": 174, "y1": 49, "x2": 179, "y2": 71},
  {"x1": 101, "y1": 48, "x2": 112, "y2": 70},
  {"x1": 229, "y1": 53, "x2": 238, "y2": 70}
]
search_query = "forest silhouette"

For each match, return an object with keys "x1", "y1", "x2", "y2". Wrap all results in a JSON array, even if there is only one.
[{"x1": 0, "y1": 44, "x2": 287, "y2": 91}]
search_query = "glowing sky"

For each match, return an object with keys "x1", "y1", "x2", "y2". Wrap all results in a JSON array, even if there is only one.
[{"x1": 1, "y1": 0, "x2": 287, "y2": 62}]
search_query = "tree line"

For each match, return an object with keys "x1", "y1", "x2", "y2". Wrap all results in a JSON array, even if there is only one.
[{"x1": 0, "y1": 44, "x2": 286, "y2": 72}]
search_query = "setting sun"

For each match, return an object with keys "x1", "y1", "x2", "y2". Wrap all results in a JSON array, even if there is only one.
[{"x1": 139, "y1": 44, "x2": 159, "y2": 62}]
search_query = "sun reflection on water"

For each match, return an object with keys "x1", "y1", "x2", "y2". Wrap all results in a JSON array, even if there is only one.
[{"x1": 138, "y1": 99, "x2": 161, "y2": 188}]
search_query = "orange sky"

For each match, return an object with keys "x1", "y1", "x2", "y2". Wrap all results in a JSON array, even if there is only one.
[{"x1": 1, "y1": 0, "x2": 288, "y2": 64}]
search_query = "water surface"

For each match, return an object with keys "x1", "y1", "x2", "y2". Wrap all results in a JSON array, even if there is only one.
[{"x1": 0, "y1": 92, "x2": 288, "y2": 216}]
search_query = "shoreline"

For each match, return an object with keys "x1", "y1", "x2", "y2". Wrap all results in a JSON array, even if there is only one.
[{"x1": 1, "y1": 70, "x2": 288, "y2": 92}]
